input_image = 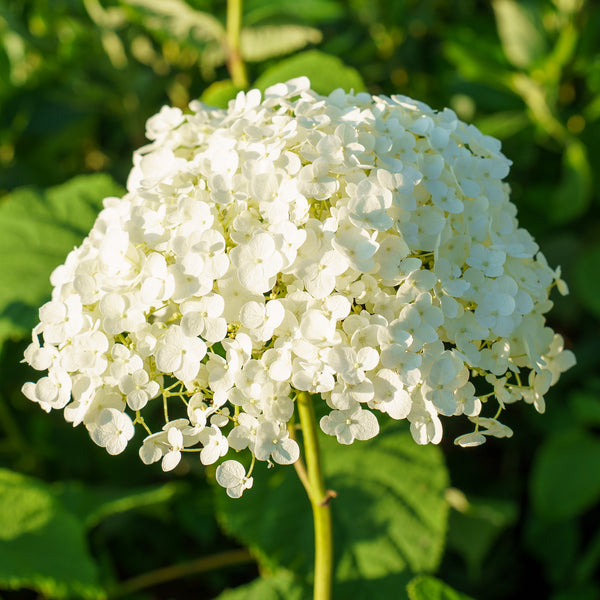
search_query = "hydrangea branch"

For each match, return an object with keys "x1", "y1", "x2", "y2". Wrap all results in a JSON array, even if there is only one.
[{"x1": 297, "y1": 391, "x2": 334, "y2": 600}]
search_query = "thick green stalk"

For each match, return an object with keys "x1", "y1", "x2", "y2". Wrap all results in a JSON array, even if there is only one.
[
  {"x1": 296, "y1": 391, "x2": 333, "y2": 600},
  {"x1": 226, "y1": 0, "x2": 248, "y2": 89}
]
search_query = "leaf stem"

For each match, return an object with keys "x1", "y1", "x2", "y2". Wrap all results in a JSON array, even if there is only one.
[
  {"x1": 226, "y1": 0, "x2": 248, "y2": 89},
  {"x1": 296, "y1": 391, "x2": 333, "y2": 600},
  {"x1": 288, "y1": 421, "x2": 311, "y2": 497},
  {"x1": 108, "y1": 548, "x2": 253, "y2": 598}
]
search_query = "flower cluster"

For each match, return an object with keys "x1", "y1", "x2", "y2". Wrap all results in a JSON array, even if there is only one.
[{"x1": 23, "y1": 77, "x2": 574, "y2": 497}]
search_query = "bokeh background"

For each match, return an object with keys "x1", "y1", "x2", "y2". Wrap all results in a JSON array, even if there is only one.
[{"x1": 1, "y1": 1, "x2": 599, "y2": 599}]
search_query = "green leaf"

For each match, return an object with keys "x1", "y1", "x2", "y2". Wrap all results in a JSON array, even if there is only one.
[
  {"x1": 493, "y1": 0, "x2": 548, "y2": 69},
  {"x1": 244, "y1": 0, "x2": 344, "y2": 25},
  {"x1": 200, "y1": 80, "x2": 241, "y2": 109},
  {"x1": 407, "y1": 575, "x2": 475, "y2": 600},
  {"x1": 570, "y1": 386, "x2": 600, "y2": 426},
  {"x1": 123, "y1": 0, "x2": 224, "y2": 41},
  {"x1": 443, "y1": 29, "x2": 514, "y2": 90},
  {"x1": 241, "y1": 25, "x2": 322, "y2": 62},
  {"x1": 446, "y1": 493, "x2": 518, "y2": 578},
  {"x1": 549, "y1": 141, "x2": 592, "y2": 224},
  {"x1": 474, "y1": 111, "x2": 530, "y2": 139},
  {"x1": 530, "y1": 429, "x2": 600, "y2": 520},
  {"x1": 0, "y1": 469, "x2": 103, "y2": 599},
  {"x1": 0, "y1": 42, "x2": 10, "y2": 99},
  {"x1": 551, "y1": 583, "x2": 600, "y2": 600},
  {"x1": 253, "y1": 50, "x2": 366, "y2": 95},
  {"x1": 574, "y1": 242, "x2": 600, "y2": 318},
  {"x1": 54, "y1": 481, "x2": 180, "y2": 529},
  {"x1": 216, "y1": 421, "x2": 449, "y2": 598},
  {"x1": 524, "y1": 516, "x2": 579, "y2": 585},
  {"x1": 0, "y1": 174, "x2": 124, "y2": 349},
  {"x1": 214, "y1": 570, "x2": 310, "y2": 600}
]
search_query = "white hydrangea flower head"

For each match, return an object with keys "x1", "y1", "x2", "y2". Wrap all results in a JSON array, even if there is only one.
[{"x1": 23, "y1": 77, "x2": 575, "y2": 497}]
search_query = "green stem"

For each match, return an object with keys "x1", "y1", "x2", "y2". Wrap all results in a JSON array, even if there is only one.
[
  {"x1": 226, "y1": 0, "x2": 248, "y2": 89},
  {"x1": 109, "y1": 548, "x2": 253, "y2": 598},
  {"x1": 296, "y1": 392, "x2": 333, "y2": 600}
]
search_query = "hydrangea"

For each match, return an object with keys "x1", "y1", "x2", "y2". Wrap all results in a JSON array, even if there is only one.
[{"x1": 22, "y1": 77, "x2": 575, "y2": 497}]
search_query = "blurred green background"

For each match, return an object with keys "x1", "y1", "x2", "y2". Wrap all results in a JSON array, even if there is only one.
[{"x1": 1, "y1": 1, "x2": 599, "y2": 599}]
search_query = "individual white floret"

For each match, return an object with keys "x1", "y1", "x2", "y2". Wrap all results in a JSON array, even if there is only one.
[
  {"x1": 230, "y1": 231, "x2": 283, "y2": 293},
  {"x1": 369, "y1": 369, "x2": 411, "y2": 419},
  {"x1": 471, "y1": 417, "x2": 513, "y2": 439},
  {"x1": 239, "y1": 299, "x2": 284, "y2": 342},
  {"x1": 198, "y1": 425, "x2": 229, "y2": 465},
  {"x1": 90, "y1": 408, "x2": 134, "y2": 455},
  {"x1": 162, "y1": 426, "x2": 184, "y2": 472},
  {"x1": 118, "y1": 369, "x2": 160, "y2": 411},
  {"x1": 180, "y1": 294, "x2": 227, "y2": 343},
  {"x1": 254, "y1": 421, "x2": 299, "y2": 464},
  {"x1": 22, "y1": 367, "x2": 72, "y2": 413},
  {"x1": 155, "y1": 325, "x2": 207, "y2": 382},
  {"x1": 454, "y1": 432, "x2": 486, "y2": 448},
  {"x1": 325, "y1": 345, "x2": 379, "y2": 386},
  {"x1": 216, "y1": 460, "x2": 254, "y2": 499},
  {"x1": 320, "y1": 405, "x2": 380, "y2": 445},
  {"x1": 39, "y1": 296, "x2": 84, "y2": 345}
]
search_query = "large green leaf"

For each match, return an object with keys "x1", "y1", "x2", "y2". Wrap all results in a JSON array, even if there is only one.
[
  {"x1": 253, "y1": 50, "x2": 366, "y2": 95},
  {"x1": 216, "y1": 421, "x2": 449, "y2": 599},
  {"x1": 0, "y1": 174, "x2": 124, "y2": 349},
  {"x1": 214, "y1": 569, "x2": 310, "y2": 600},
  {"x1": 530, "y1": 429, "x2": 600, "y2": 520},
  {"x1": 446, "y1": 493, "x2": 518, "y2": 578},
  {"x1": 54, "y1": 481, "x2": 180, "y2": 529},
  {"x1": 574, "y1": 242, "x2": 600, "y2": 318},
  {"x1": 524, "y1": 516, "x2": 579, "y2": 586},
  {"x1": 0, "y1": 469, "x2": 103, "y2": 599},
  {"x1": 407, "y1": 575, "x2": 475, "y2": 600},
  {"x1": 570, "y1": 387, "x2": 600, "y2": 427}
]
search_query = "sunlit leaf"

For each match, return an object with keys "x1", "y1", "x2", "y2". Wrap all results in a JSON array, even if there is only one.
[
  {"x1": 200, "y1": 80, "x2": 241, "y2": 109},
  {"x1": 122, "y1": 0, "x2": 224, "y2": 41},
  {"x1": 241, "y1": 25, "x2": 322, "y2": 62},
  {"x1": 214, "y1": 569, "x2": 309, "y2": 600},
  {"x1": 493, "y1": 0, "x2": 548, "y2": 69},
  {"x1": 0, "y1": 174, "x2": 124, "y2": 349},
  {"x1": 549, "y1": 141, "x2": 592, "y2": 224},
  {"x1": 244, "y1": 0, "x2": 344, "y2": 24},
  {"x1": 531, "y1": 429, "x2": 600, "y2": 519},
  {"x1": 216, "y1": 421, "x2": 449, "y2": 598},
  {"x1": 253, "y1": 50, "x2": 365, "y2": 95},
  {"x1": 407, "y1": 575, "x2": 475, "y2": 600},
  {"x1": 0, "y1": 469, "x2": 103, "y2": 599}
]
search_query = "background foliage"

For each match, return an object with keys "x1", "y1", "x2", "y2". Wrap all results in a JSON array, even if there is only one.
[{"x1": 1, "y1": 0, "x2": 599, "y2": 598}]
